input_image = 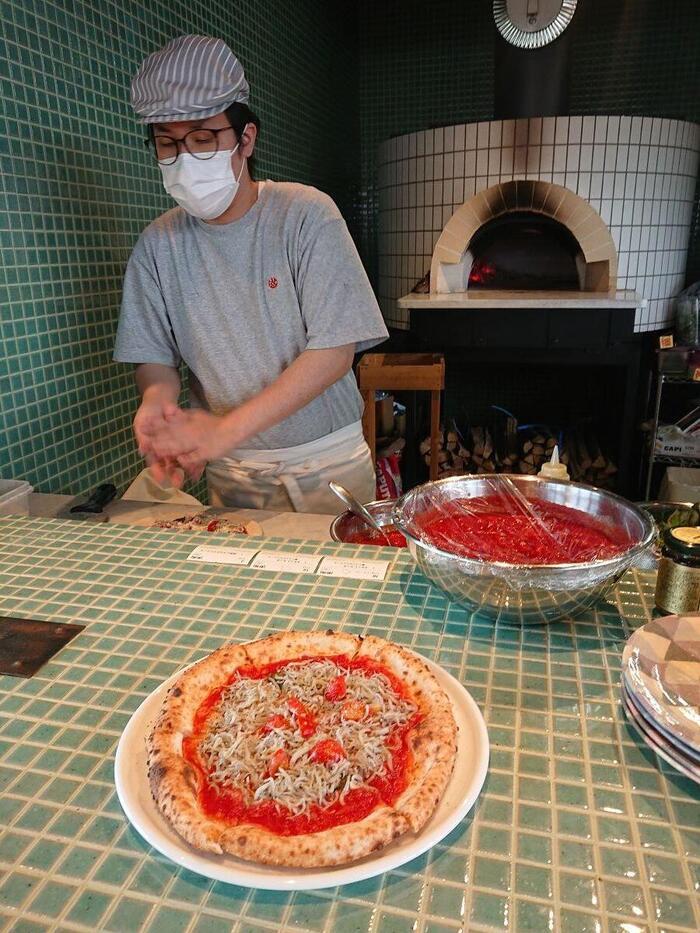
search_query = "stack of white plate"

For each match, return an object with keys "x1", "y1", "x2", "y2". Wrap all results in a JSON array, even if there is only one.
[{"x1": 621, "y1": 613, "x2": 700, "y2": 784}]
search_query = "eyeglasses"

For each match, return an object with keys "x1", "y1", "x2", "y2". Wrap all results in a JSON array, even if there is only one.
[{"x1": 145, "y1": 126, "x2": 235, "y2": 165}]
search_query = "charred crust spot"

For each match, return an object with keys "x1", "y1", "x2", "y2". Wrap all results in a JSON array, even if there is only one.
[
  {"x1": 171, "y1": 687, "x2": 182, "y2": 697},
  {"x1": 183, "y1": 764, "x2": 198, "y2": 792},
  {"x1": 325, "y1": 629, "x2": 335, "y2": 635},
  {"x1": 150, "y1": 763, "x2": 167, "y2": 782},
  {"x1": 237, "y1": 836, "x2": 247, "y2": 846}
]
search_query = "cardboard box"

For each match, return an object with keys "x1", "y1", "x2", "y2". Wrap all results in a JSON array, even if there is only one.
[{"x1": 660, "y1": 466, "x2": 700, "y2": 503}]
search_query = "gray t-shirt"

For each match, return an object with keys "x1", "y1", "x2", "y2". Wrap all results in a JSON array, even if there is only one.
[{"x1": 114, "y1": 181, "x2": 388, "y2": 449}]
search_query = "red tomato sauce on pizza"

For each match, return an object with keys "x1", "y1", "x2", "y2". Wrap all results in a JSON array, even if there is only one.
[
  {"x1": 182, "y1": 654, "x2": 420, "y2": 835},
  {"x1": 417, "y1": 495, "x2": 629, "y2": 564}
]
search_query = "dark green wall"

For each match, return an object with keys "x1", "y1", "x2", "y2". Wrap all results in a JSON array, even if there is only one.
[{"x1": 570, "y1": 1, "x2": 700, "y2": 121}]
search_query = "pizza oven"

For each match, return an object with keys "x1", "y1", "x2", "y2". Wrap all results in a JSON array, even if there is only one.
[
  {"x1": 427, "y1": 178, "x2": 617, "y2": 297},
  {"x1": 466, "y1": 212, "x2": 580, "y2": 291},
  {"x1": 378, "y1": 115, "x2": 699, "y2": 331}
]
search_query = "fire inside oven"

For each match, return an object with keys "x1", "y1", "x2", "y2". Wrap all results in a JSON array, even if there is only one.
[{"x1": 468, "y1": 211, "x2": 581, "y2": 290}]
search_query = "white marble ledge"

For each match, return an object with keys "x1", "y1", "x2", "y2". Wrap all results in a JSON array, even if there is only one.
[
  {"x1": 27, "y1": 493, "x2": 334, "y2": 541},
  {"x1": 398, "y1": 289, "x2": 646, "y2": 310}
]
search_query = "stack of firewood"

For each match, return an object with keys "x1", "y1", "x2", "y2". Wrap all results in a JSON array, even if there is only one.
[
  {"x1": 420, "y1": 419, "x2": 618, "y2": 488},
  {"x1": 419, "y1": 428, "x2": 468, "y2": 477},
  {"x1": 419, "y1": 424, "x2": 514, "y2": 476},
  {"x1": 561, "y1": 427, "x2": 618, "y2": 489},
  {"x1": 518, "y1": 431, "x2": 557, "y2": 475},
  {"x1": 420, "y1": 425, "x2": 499, "y2": 475},
  {"x1": 493, "y1": 409, "x2": 520, "y2": 472}
]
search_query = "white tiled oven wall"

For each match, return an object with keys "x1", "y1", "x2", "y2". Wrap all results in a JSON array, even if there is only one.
[{"x1": 377, "y1": 115, "x2": 700, "y2": 331}]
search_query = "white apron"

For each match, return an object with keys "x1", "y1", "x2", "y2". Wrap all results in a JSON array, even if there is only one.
[{"x1": 206, "y1": 421, "x2": 376, "y2": 514}]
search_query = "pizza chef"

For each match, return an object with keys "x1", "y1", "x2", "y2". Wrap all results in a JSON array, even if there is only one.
[{"x1": 114, "y1": 35, "x2": 388, "y2": 513}]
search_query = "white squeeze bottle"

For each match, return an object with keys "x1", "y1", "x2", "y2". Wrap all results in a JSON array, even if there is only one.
[{"x1": 538, "y1": 445, "x2": 570, "y2": 481}]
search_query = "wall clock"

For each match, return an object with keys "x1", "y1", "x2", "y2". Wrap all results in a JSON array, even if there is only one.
[{"x1": 493, "y1": 0, "x2": 578, "y2": 49}]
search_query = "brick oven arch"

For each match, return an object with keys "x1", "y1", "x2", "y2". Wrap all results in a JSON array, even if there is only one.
[{"x1": 430, "y1": 180, "x2": 617, "y2": 294}]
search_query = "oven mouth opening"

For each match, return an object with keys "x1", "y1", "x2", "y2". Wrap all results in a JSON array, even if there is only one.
[{"x1": 468, "y1": 212, "x2": 582, "y2": 291}]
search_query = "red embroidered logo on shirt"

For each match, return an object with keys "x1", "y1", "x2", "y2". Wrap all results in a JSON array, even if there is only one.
[{"x1": 267, "y1": 276, "x2": 279, "y2": 289}]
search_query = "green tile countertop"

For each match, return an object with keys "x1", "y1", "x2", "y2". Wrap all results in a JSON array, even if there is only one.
[{"x1": 0, "y1": 516, "x2": 698, "y2": 933}]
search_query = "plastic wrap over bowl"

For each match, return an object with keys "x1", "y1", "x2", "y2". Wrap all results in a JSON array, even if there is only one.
[{"x1": 392, "y1": 475, "x2": 655, "y2": 624}]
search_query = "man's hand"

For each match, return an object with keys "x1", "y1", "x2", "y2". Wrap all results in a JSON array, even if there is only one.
[
  {"x1": 133, "y1": 400, "x2": 186, "y2": 488},
  {"x1": 133, "y1": 399, "x2": 176, "y2": 456},
  {"x1": 140, "y1": 408, "x2": 235, "y2": 478},
  {"x1": 131, "y1": 346, "x2": 356, "y2": 486}
]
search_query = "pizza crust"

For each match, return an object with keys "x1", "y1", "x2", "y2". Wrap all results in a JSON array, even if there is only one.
[
  {"x1": 219, "y1": 806, "x2": 411, "y2": 867},
  {"x1": 241, "y1": 630, "x2": 362, "y2": 667},
  {"x1": 146, "y1": 642, "x2": 252, "y2": 855},
  {"x1": 146, "y1": 631, "x2": 458, "y2": 866}
]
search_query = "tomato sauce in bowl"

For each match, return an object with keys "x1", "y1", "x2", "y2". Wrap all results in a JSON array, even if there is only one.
[
  {"x1": 330, "y1": 500, "x2": 407, "y2": 547},
  {"x1": 414, "y1": 495, "x2": 630, "y2": 564},
  {"x1": 343, "y1": 524, "x2": 407, "y2": 548}
]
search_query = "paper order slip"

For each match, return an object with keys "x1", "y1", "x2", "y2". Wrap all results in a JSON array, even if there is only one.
[
  {"x1": 250, "y1": 551, "x2": 320, "y2": 574},
  {"x1": 187, "y1": 546, "x2": 390, "y2": 581}
]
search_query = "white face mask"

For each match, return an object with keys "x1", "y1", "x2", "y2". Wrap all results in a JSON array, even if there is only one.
[{"x1": 159, "y1": 141, "x2": 245, "y2": 220}]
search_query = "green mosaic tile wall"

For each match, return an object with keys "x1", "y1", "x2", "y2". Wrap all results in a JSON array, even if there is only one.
[
  {"x1": 1, "y1": 0, "x2": 356, "y2": 494},
  {"x1": 356, "y1": 0, "x2": 700, "y2": 291}
]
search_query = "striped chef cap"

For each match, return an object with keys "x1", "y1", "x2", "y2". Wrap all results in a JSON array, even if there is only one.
[{"x1": 131, "y1": 35, "x2": 249, "y2": 123}]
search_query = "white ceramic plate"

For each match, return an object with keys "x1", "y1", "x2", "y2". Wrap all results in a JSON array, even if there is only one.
[
  {"x1": 622, "y1": 670, "x2": 700, "y2": 764},
  {"x1": 620, "y1": 683, "x2": 700, "y2": 785},
  {"x1": 114, "y1": 655, "x2": 489, "y2": 890},
  {"x1": 622, "y1": 613, "x2": 700, "y2": 755}
]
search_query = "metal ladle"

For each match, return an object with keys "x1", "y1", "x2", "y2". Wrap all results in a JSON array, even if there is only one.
[{"x1": 328, "y1": 481, "x2": 392, "y2": 545}]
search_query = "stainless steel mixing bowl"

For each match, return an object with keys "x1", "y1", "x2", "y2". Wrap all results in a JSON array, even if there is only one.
[
  {"x1": 329, "y1": 499, "x2": 401, "y2": 543},
  {"x1": 392, "y1": 475, "x2": 655, "y2": 624}
]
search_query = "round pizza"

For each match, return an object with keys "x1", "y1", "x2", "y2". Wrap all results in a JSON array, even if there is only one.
[{"x1": 146, "y1": 630, "x2": 458, "y2": 867}]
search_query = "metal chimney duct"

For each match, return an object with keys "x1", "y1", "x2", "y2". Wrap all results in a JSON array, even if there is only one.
[
  {"x1": 494, "y1": 36, "x2": 570, "y2": 118},
  {"x1": 492, "y1": 0, "x2": 577, "y2": 118}
]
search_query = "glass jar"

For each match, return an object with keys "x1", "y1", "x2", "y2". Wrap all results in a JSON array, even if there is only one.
[
  {"x1": 674, "y1": 292, "x2": 700, "y2": 347},
  {"x1": 655, "y1": 526, "x2": 700, "y2": 613}
]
